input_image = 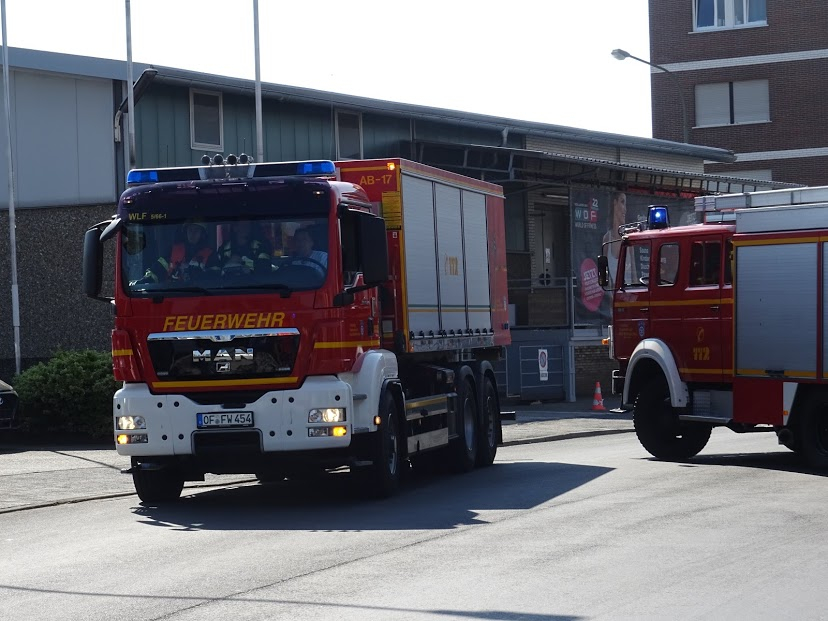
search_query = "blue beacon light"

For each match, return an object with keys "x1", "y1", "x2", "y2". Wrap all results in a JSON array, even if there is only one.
[
  {"x1": 648, "y1": 205, "x2": 670, "y2": 229},
  {"x1": 126, "y1": 169, "x2": 159, "y2": 184}
]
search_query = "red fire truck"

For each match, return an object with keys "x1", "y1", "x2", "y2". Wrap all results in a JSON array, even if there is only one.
[
  {"x1": 600, "y1": 186, "x2": 828, "y2": 468},
  {"x1": 83, "y1": 157, "x2": 510, "y2": 502}
]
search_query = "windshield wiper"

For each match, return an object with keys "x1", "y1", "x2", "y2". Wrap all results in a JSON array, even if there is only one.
[{"x1": 131, "y1": 285, "x2": 214, "y2": 297}]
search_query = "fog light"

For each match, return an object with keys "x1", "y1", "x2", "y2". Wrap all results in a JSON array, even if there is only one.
[
  {"x1": 309, "y1": 427, "x2": 331, "y2": 437},
  {"x1": 116, "y1": 433, "x2": 148, "y2": 444},
  {"x1": 308, "y1": 408, "x2": 345, "y2": 423},
  {"x1": 332, "y1": 426, "x2": 347, "y2": 437},
  {"x1": 117, "y1": 415, "x2": 146, "y2": 430}
]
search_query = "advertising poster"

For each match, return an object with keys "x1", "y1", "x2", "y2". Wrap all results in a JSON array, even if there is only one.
[{"x1": 570, "y1": 187, "x2": 696, "y2": 327}]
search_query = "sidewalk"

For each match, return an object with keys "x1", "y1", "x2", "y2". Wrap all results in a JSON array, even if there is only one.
[{"x1": 0, "y1": 397, "x2": 632, "y2": 513}]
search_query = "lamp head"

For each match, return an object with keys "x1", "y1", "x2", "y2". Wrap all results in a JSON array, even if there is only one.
[{"x1": 611, "y1": 49, "x2": 630, "y2": 61}]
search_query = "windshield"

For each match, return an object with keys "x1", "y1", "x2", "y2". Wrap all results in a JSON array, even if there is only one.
[{"x1": 122, "y1": 216, "x2": 329, "y2": 296}]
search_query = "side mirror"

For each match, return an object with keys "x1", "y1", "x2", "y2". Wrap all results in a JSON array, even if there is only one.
[
  {"x1": 358, "y1": 213, "x2": 388, "y2": 285},
  {"x1": 83, "y1": 227, "x2": 104, "y2": 298},
  {"x1": 597, "y1": 255, "x2": 609, "y2": 289}
]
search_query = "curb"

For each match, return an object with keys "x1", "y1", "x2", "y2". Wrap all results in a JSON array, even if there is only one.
[{"x1": 501, "y1": 428, "x2": 635, "y2": 447}]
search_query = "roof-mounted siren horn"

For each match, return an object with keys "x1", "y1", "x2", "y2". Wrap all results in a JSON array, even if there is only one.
[{"x1": 648, "y1": 205, "x2": 670, "y2": 229}]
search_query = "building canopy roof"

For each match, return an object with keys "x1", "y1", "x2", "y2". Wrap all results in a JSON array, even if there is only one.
[{"x1": 8, "y1": 46, "x2": 737, "y2": 165}]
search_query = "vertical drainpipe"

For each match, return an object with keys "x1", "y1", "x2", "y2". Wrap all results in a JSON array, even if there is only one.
[
  {"x1": 1, "y1": 0, "x2": 20, "y2": 375},
  {"x1": 253, "y1": 0, "x2": 263, "y2": 163}
]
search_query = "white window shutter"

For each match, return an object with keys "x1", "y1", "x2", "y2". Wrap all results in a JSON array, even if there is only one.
[
  {"x1": 695, "y1": 83, "x2": 731, "y2": 126},
  {"x1": 733, "y1": 80, "x2": 769, "y2": 123}
]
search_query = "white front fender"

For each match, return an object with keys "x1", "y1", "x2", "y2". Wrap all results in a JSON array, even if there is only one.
[
  {"x1": 624, "y1": 338, "x2": 689, "y2": 408},
  {"x1": 338, "y1": 349, "x2": 399, "y2": 432}
]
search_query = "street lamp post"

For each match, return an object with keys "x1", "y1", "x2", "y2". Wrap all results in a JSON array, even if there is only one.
[{"x1": 611, "y1": 48, "x2": 690, "y2": 144}]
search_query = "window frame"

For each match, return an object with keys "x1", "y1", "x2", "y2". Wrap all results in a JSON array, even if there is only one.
[
  {"x1": 693, "y1": 0, "x2": 767, "y2": 31},
  {"x1": 335, "y1": 110, "x2": 363, "y2": 160},
  {"x1": 190, "y1": 88, "x2": 224, "y2": 152},
  {"x1": 694, "y1": 79, "x2": 770, "y2": 128}
]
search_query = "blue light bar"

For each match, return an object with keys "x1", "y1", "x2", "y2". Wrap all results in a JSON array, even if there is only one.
[
  {"x1": 296, "y1": 161, "x2": 335, "y2": 175},
  {"x1": 126, "y1": 169, "x2": 159, "y2": 185},
  {"x1": 125, "y1": 159, "x2": 336, "y2": 187},
  {"x1": 648, "y1": 205, "x2": 670, "y2": 229}
]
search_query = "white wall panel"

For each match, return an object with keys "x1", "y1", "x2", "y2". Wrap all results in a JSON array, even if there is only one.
[{"x1": 5, "y1": 70, "x2": 115, "y2": 208}]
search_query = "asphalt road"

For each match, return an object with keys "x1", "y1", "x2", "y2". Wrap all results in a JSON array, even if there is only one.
[{"x1": 1, "y1": 429, "x2": 825, "y2": 621}]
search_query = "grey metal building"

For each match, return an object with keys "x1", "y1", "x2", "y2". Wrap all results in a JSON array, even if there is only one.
[{"x1": 0, "y1": 47, "x2": 798, "y2": 398}]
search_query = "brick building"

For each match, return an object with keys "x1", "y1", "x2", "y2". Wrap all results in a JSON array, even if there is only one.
[{"x1": 648, "y1": 0, "x2": 828, "y2": 185}]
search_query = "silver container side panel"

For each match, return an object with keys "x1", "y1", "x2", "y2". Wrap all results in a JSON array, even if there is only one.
[
  {"x1": 401, "y1": 174, "x2": 439, "y2": 335},
  {"x1": 736, "y1": 203, "x2": 828, "y2": 233},
  {"x1": 736, "y1": 243, "x2": 817, "y2": 376},
  {"x1": 462, "y1": 190, "x2": 492, "y2": 332},
  {"x1": 435, "y1": 184, "x2": 467, "y2": 332}
]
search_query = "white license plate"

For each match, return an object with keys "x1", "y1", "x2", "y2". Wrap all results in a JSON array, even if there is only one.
[{"x1": 197, "y1": 412, "x2": 254, "y2": 428}]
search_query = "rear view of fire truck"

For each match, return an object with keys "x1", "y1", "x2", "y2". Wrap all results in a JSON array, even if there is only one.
[
  {"x1": 83, "y1": 157, "x2": 510, "y2": 502},
  {"x1": 600, "y1": 187, "x2": 828, "y2": 468}
]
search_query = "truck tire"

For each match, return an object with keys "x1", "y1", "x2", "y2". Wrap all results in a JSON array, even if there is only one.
[
  {"x1": 132, "y1": 463, "x2": 185, "y2": 503},
  {"x1": 358, "y1": 390, "x2": 403, "y2": 498},
  {"x1": 634, "y1": 378, "x2": 711, "y2": 461},
  {"x1": 475, "y1": 375, "x2": 499, "y2": 467},
  {"x1": 797, "y1": 392, "x2": 828, "y2": 469},
  {"x1": 450, "y1": 376, "x2": 479, "y2": 472}
]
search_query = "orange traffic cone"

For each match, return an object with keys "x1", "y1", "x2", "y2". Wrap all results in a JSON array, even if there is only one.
[{"x1": 591, "y1": 382, "x2": 606, "y2": 412}]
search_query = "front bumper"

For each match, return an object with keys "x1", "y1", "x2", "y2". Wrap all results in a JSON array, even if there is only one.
[{"x1": 114, "y1": 376, "x2": 354, "y2": 458}]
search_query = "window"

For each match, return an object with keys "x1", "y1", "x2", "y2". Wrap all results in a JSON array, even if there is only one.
[
  {"x1": 689, "y1": 241, "x2": 721, "y2": 287},
  {"x1": 336, "y1": 111, "x2": 362, "y2": 160},
  {"x1": 190, "y1": 89, "x2": 223, "y2": 150},
  {"x1": 658, "y1": 243, "x2": 680, "y2": 286},
  {"x1": 694, "y1": 0, "x2": 766, "y2": 30},
  {"x1": 621, "y1": 242, "x2": 649, "y2": 289},
  {"x1": 695, "y1": 80, "x2": 769, "y2": 127}
]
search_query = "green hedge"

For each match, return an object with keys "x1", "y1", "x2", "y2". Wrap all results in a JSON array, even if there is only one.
[{"x1": 15, "y1": 350, "x2": 118, "y2": 438}]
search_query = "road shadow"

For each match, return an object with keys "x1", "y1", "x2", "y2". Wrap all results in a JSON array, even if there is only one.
[
  {"x1": 657, "y1": 449, "x2": 828, "y2": 477},
  {"x1": 132, "y1": 460, "x2": 611, "y2": 532}
]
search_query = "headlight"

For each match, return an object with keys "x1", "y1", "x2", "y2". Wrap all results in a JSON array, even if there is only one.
[
  {"x1": 117, "y1": 415, "x2": 146, "y2": 430},
  {"x1": 308, "y1": 408, "x2": 345, "y2": 423}
]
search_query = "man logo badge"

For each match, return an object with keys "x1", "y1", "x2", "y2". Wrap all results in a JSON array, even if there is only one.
[
  {"x1": 216, "y1": 362, "x2": 231, "y2": 373},
  {"x1": 193, "y1": 348, "x2": 254, "y2": 362}
]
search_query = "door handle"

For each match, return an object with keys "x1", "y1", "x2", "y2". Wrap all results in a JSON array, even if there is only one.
[
  {"x1": 710, "y1": 305, "x2": 720, "y2": 312},
  {"x1": 639, "y1": 307, "x2": 649, "y2": 313}
]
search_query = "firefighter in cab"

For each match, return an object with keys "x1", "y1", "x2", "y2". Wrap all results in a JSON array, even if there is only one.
[
  {"x1": 216, "y1": 220, "x2": 272, "y2": 276},
  {"x1": 141, "y1": 220, "x2": 217, "y2": 283}
]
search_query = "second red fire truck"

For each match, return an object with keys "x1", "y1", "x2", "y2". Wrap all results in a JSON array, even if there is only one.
[{"x1": 600, "y1": 186, "x2": 828, "y2": 468}]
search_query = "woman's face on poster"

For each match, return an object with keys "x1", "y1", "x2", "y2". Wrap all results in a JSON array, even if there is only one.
[{"x1": 613, "y1": 193, "x2": 627, "y2": 225}]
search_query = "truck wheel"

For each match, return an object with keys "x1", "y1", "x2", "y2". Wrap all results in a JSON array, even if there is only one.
[
  {"x1": 797, "y1": 393, "x2": 828, "y2": 469},
  {"x1": 475, "y1": 375, "x2": 499, "y2": 467},
  {"x1": 450, "y1": 376, "x2": 479, "y2": 472},
  {"x1": 634, "y1": 379, "x2": 711, "y2": 461},
  {"x1": 359, "y1": 390, "x2": 403, "y2": 498},
  {"x1": 132, "y1": 463, "x2": 184, "y2": 503}
]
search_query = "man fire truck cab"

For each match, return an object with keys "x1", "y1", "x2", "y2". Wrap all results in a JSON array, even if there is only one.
[
  {"x1": 599, "y1": 187, "x2": 828, "y2": 469},
  {"x1": 83, "y1": 156, "x2": 510, "y2": 502}
]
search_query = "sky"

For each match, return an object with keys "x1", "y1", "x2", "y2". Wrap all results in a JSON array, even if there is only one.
[{"x1": 4, "y1": 0, "x2": 653, "y2": 138}]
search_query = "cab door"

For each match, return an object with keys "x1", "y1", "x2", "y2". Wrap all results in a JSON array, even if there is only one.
[
  {"x1": 612, "y1": 239, "x2": 652, "y2": 363},
  {"x1": 677, "y1": 235, "x2": 726, "y2": 383}
]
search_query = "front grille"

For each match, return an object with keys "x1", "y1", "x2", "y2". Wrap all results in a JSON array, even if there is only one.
[{"x1": 147, "y1": 329, "x2": 300, "y2": 381}]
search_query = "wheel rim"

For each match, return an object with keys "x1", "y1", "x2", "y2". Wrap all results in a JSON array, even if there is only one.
[
  {"x1": 386, "y1": 411, "x2": 398, "y2": 475},
  {"x1": 463, "y1": 395, "x2": 475, "y2": 452}
]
